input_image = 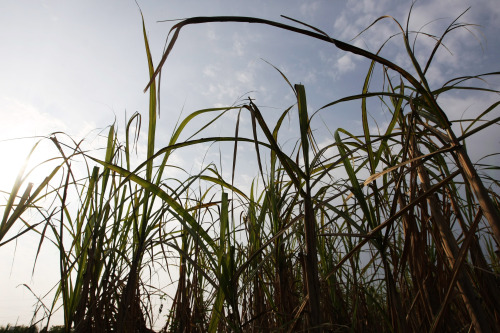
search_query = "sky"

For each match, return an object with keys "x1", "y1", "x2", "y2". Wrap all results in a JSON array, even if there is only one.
[{"x1": 0, "y1": 0, "x2": 499, "y2": 328}]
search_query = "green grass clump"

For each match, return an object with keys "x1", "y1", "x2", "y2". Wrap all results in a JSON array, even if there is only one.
[{"x1": 2, "y1": 4, "x2": 500, "y2": 333}]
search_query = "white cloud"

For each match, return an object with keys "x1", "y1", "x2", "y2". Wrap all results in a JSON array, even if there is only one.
[
  {"x1": 304, "y1": 70, "x2": 317, "y2": 84},
  {"x1": 334, "y1": 0, "x2": 394, "y2": 41},
  {"x1": 233, "y1": 33, "x2": 245, "y2": 56},
  {"x1": 236, "y1": 71, "x2": 252, "y2": 84},
  {"x1": 333, "y1": 13, "x2": 349, "y2": 36},
  {"x1": 300, "y1": 1, "x2": 321, "y2": 18},
  {"x1": 203, "y1": 64, "x2": 218, "y2": 77},
  {"x1": 335, "y1": 54, "x2": 356, "y2": 73},
  {"x1": 437, "y1": 91, "x2": 500, "y2": 165},
  {"x1": 207, "y1": 28, "x2": 218, "y2": 41},
  {"x1": 0, "y1": 97, "x2": 69, "y2": 192},
  {"x1": 204, "y1": 82, "x2": 241, "y2": 102},
  {"x1": 0, "y1": 96, "x2": 67, "y2": 138},
  {"x1": 348, "y1": 0, "x2": 379, "y2": 15}
]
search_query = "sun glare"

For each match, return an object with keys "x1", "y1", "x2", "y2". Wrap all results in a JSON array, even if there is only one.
[{"x1": 0, "y1": 138, "x2": 59, "y2": 193}]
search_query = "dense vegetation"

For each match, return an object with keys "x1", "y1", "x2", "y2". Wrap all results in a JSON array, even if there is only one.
[
  {"x1": 1, "y1": 6, "x2": 499, "y2": 332},
  {"x1": 0, "y1": 325, "x2": 65, "y2": 333}
]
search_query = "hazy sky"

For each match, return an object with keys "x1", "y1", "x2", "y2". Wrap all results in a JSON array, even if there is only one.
[{"x1": 1, "y1": 0, "x2": 499, "y2": 327}]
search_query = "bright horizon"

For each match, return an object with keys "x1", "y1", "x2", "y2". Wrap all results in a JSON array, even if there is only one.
[{"x1": 1, "y1": 0, "x2": 499, "y2": 328}]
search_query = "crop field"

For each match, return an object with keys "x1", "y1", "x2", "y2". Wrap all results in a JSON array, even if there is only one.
[{"x1": 1, "y1": 4, "x2": 499, "y2": 333}]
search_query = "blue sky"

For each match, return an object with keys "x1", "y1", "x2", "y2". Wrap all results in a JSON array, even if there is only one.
[{"x1": 1, "y1": 0, "x2": 499, "y2": 327}]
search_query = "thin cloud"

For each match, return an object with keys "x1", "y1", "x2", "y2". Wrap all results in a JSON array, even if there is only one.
[
  {"x1": 0, "y1": 96, "x2": 67, "y2": 138},
  {"x1": 300, "y1": 1, "x2": 321, "y2": 19},
  {"x1": 335, "y1": 54, "x2": 356, "y2": 74}
]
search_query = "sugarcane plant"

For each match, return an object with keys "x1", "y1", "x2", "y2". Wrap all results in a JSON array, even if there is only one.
[{"x1": 1, "y1": 4, "x2": 499, "y2": 333}]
